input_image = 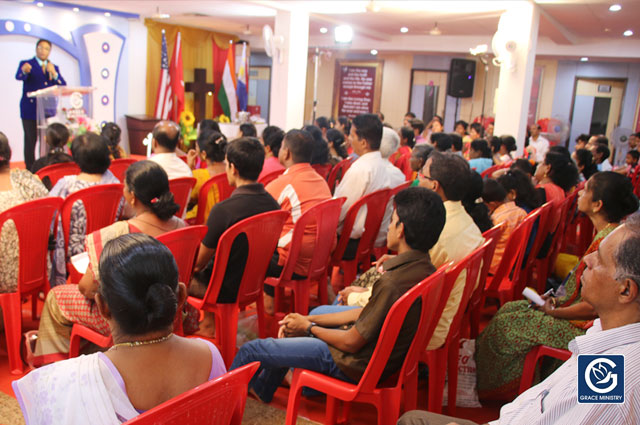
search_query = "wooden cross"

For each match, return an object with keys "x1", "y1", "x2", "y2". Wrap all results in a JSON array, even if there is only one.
[{"x1": 185, "y1": 68, "x2": 215, "y2": 124}]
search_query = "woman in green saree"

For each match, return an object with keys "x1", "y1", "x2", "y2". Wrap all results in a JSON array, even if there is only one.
[{"x1": 475, "y1": 171, "x2": 639, "y2": 401}]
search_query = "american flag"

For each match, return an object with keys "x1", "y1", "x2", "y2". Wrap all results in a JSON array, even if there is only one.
[{"x1": 154, "y1": 30, "x2": 172, "y2": 120}]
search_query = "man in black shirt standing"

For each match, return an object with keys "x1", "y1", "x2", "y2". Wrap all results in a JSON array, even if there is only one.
[{"x1": 191, "y1": 137, "x2": 280, "y2": 335}]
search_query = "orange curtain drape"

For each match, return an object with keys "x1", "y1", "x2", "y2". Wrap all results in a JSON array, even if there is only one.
[{"x1": 145, "y1": 19, "x2": 238, "y2": 120}]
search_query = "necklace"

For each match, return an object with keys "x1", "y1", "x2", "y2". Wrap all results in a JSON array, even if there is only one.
[
  {"x1": 109, "y1": 333, "x2": 173, "y2": 351},
  {"x1": 131, "y1": 214, "x2": 174, "y2": 232}
]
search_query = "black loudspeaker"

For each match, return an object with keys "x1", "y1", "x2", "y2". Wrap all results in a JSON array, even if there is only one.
[{"x1": 447, "y1": 59, "x2": 476, "y2": 98}]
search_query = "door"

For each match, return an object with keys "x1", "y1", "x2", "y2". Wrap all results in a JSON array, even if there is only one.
[
  {"x1": 409, "y1": 70, "x2": 448, "y2": 124},
  {"x1": 568, "y1": 78, "x2": 625, "y2": 151}
]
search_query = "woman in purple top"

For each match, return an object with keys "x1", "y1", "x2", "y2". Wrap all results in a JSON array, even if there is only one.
[{"x1": 13, "y1": 233, "x2": 226, "y2": 425}]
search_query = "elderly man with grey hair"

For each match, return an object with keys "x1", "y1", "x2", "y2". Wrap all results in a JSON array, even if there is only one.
[
  {"x1": 398, "y1": 211, "x2": 640, "y2": 425},
  {"x1": 376, "y1": 126, "x2": 406, "y2": 247}
]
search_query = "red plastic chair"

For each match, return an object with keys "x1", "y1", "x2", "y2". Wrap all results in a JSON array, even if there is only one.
[
  {"x1": 311, "y1": 163, "x2": 332, "y2": 180},
  {"x1": 258, "y1": 168, "x2": 285, "y2": 186},
  {"x1": 35, "y1": 162, "x2": 80, "y2": 188},
  {"x1": 126, "y1": 361, "x2": 260, "y2": 425},
  {"x1": 61, "y1": 184, "x2": 124, "y2": 280},
  {"x1": 327, "y1": 157, "x2": 355, "y2": 194},
  {"x1": 417, "y1": 243, "x2": 487, "y2": 414},
  {"x1": 518, "y1": 345, "x2": 571, "y2": 394},
  {"x1": 193, "y1": 173, "x2": 235, "y2": 225},
  {"x1": 330, "y1": 188, "x2": 391, "y2": 289},
  {"x1": 187, "y1": 210, "x2": 289, "y2": 367},
  {"x1": 108, "y1": 158, "x2": 138, "y2": 182},
  {"x1": 68, "y1": 225, "x2": 209, "y2": 357},
  {"x1": 284, "y1": 269, "x2": 446, "y2": 425},
  {"x1": 267, "y1": 198, "x2": 345, "y2": 335},
  {"x1": 0, "y1": 197, "x2": 63, "y2": 374},
  {"x1": 520, "y1": 202, "x2": 553, "y2": 293},
  {"x1": 169, "y1": 177, "x2": 197, "y2": 217},
  {"x1": 468, "y1": 224, "x2": 504, "y2": 339},
  {"x1": 484, "y1": 207, "x2": 541, "y2": 306},
  {"x1": 533, "y1": 196, "x2": 572, "y2": 294}
]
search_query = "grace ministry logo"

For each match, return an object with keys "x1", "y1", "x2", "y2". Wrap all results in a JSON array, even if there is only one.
[{"x1": 577, "y1": 355, "x2": 625, "y2": 404}]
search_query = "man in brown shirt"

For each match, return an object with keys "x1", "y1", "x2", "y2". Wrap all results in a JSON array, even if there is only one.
[{"x1": 229, "y1": 186, "x2": 446, "y2": 402}]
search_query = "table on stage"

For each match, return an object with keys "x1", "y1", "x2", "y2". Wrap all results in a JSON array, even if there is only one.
[{"x1": 218, "y1": 122, "x2": 267, "y2": 140}]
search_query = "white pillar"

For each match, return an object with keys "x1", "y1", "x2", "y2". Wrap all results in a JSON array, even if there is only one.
[
  {"x1": 269, "y1": 9, "x2": 309, "y2": 130},
  {"x1": 493, "y1": 2, "x2": 540, "y2": 155}
]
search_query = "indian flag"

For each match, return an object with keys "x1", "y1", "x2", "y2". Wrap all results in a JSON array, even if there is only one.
[{"x1": 218, "y1": 42, "x2": 238, "y2": 121}]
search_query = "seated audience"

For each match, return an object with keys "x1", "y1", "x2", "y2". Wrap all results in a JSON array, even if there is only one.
[
  {"x1": 575, "y1": 148, "x2": 599, "y2": 181},
  {"x1": 377, "y1": 127, "x2": 409, "y2": 246},
  {"x1": 462, "y1": 171, "x2": 493, "y2": 233},
  {"x1": 314, "y1": 116, "x2": 331, "y2": 139},
  {"x1": 35, "y1": 161, "x2": 188, "y2": 362},
  {"x1": 526, "y1": 124, "x2": 550, "y2": 163},
  {"x1": 257, "y1": 125, "x2": 285, "y2": 181},
  {"x1": 593, "y1": 142, "x2": 613, "y2": 172},
  {"x1": 332, "y1": 152, "x2": 484, "y2": 349},
  {"x1": 186, "y1": 130, "x2": 228, "y2": 221},
  {"x1": 482, "y1": 178, "x2": 528, "y2": 274},
  {"x1": 229, "y1": 187, "x2": 446, "y2": 403},
  {"x1": 263, "y1": 130, "x2": 332, "y2": 313},
  {"x1": 469, "y1": 122, "x2": 484, "y2": 141},
  {"x1": 334, "y1": 114, "x2": 399, "y2": 260},
  {"x1": 30, "y1": 123, "x2": 72, "y2": 175},
  {"x1": 476, "y1": 172, "x2": 638, "y2": 401},
  {"x1": 573, "y1": 133, "x2": 589, "y2": 153},
  {"x1": 468, "y1": 139, "x2": 494, "y2": 174},
  {"x1": 495, "y1": 135, "x2": 517, "y2": 164},
  {"x1": 190, "y1": 138, "x2": 280, "y2": 334},
  {"x1": 424, "y1": 116, "x2": 444, "y2": 144},
  {"x1": 615, "y1": 149, "x2": 639, "y2": 178},
  {"x1": 16, "y1": 233, "x2": 225, "y2": 423},
  {"x1": 149, "y1": 121, "x2": 193, "y2": 179},
  {"x1": 336, "y1": 115, "x2": 351, "y2": 135},
  {"x1": 326, "y1": 128, "x2": 348, "y2": 166},
  {"x1": 409, "y1": 144, "x2": 434, "y2": 187},
  {"x1": 509, "y1": 158, "x2": 535, "y2": 177},
  {"x1": 198, "y1": 118, "x2": 220, "y2": 134},
  {"x1": 101, "y1": 122, "x2": 126, "y2": 159},
  {"x1": 304, "y1": 125, "x2": 331, "y2": 170},
  {"x1": 0, "y1": 132, "x2": 48, "y2": 293},
  {"x1": 410, "y1": 118, "x2": 426, "y2": 144},
  {"x1": 485, "y1": 122, "x2": 495, "y2": 139},
  {"x1": 403, "y1": 211, "x2": 640, "y2": 424},
  {"x1": 497, "y1": 169, "x2": 541, "y2": 213},
  {"x1": 431, "y1": 132, "x2": 452, "y2": 152},
  {"x1": 238, "y1": 122, "x2": 257, "y2": 138},
  {"x1": 450, "y1": 133, "x2": 463, "y2": 156},
  {"x1": 50, "y1": 132, "x2": 120, "y2": 286},
  {"x1": 403, "y1": 111, "x2": 416, "y2": 127},
  {"x1": 389, "y1": 127, "x2": 414, "y2": 177},
  {"x1": 534, "y1": 150, "x2": 579, "y2": 223}
]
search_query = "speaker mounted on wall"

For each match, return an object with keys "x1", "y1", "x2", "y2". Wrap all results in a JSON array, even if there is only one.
[{"x1": 447, "y1": 59, "x2": 476, "y2": 98}]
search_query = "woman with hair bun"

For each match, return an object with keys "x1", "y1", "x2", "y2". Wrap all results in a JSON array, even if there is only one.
[
  {"x1": 33, "y1": 161, "x2": 191, "y2": 364},
  {"x1": 186, "y1": 130, "x2": 227, "y2": 220},
  {"x1": 15, "y1": 233, "x2": 225, "y2": 424},
  {"x1": 476, "y1": 171, "x2": 639, "y2": 401}
]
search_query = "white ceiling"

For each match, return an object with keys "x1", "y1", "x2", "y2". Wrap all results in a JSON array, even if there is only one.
[{"x1": 53, "y1": 0, "x2": 640, "y2": 59}]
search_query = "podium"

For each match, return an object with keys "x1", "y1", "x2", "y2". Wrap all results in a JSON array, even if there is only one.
[{"x1": 27, "y1": 85, "x2": 95, "y2": 158}]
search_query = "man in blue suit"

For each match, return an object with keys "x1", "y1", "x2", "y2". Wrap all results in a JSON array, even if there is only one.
[{"x1": 15, "y1": 39, "x2": 66, "y2": 170}]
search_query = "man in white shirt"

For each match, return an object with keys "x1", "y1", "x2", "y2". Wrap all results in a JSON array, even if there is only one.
[
  {"x1": 149, "y1": 121, "x2": 193, "y2": 179},
  {"x1": 334, "y1": 113, "x2": 398, "y2": 260},
  {"x1": 527, "y1": 124, "x2": 550, "y2": 163},
  {"x1": 398, "y1": 212, "x2": 640, "y2": 425}
]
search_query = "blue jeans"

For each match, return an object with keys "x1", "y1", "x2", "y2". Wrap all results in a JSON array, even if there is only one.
[
  {"x1": 309, "y1": 304, "x2": 359, "y2": 315},
  {"x1": 230, "y1": 337, "x2": 354, "y2": 403}
]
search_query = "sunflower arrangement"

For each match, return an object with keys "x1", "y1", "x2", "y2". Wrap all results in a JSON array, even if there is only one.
[{"x1": 179, "y1": 110, "x2": 197, "y2": 149}]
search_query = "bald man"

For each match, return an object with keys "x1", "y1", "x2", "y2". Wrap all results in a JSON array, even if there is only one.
[{"x1": 149, "y1": 120, "x2": 192, "y2": 179}]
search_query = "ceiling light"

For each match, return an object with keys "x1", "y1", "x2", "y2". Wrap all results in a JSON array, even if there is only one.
[
  {"x1": 319, "y1": 27, "x2": 328, "y2": 34},
  {"x1": 400, "y1": 27, "x2": 409, "y2": 33},
  {"x1": 36, "y1": 2, "x2": 43, "y2": 7},
  {"x1": 72, "y1": 7, "x2": 79, "y2": 12},
  {"x1": 104, "y1": 12, "x2": 111, "y2": 17},
  {"x1": 370, "y1": 49, "x2": 378, "y2": 55},
  {"x1": 623, "y1": 29, "x2": 633, "y2": 37},
  {"x1": 580, "y1": 57, "x2": 589, "y2": 62},
  {"x1": 470, "y1": 44, "x2": 488, "y2": 56},
  {"x1": 334, "y1": 25, "x2": 353, "y2": 43},
  {"x1": 429, "y1": 22, "x2": 442, "y2": 36},
  {"x1": 243, "y1": 25, "x2": 252, "y2": 35},
  {"x1": 373, "y1": 6, "x2": 381, "y2": 12},
  {"x1": 608, "y1": 4, "x2": 622, "y2": 12}
]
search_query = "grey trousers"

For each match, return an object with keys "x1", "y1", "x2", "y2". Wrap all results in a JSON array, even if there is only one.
[{"x1": 397, "y1": 410, "x2": 480, "y2": 425}]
